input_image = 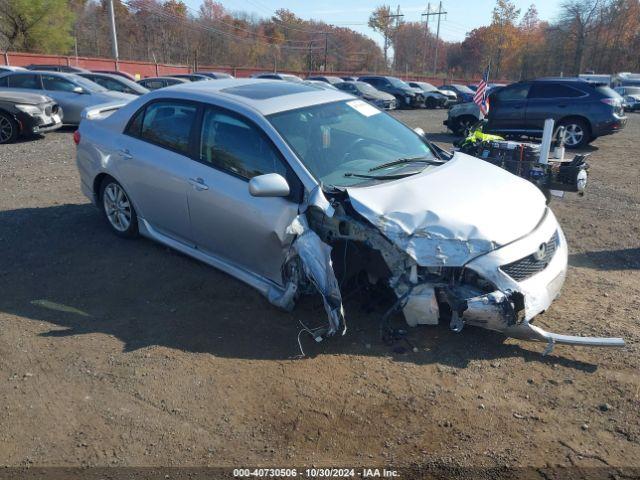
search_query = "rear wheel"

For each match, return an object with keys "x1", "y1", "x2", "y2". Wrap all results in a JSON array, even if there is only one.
[
  {"x1": 558, "y1": 118, "x2": 590, "y2": 149},
  {"x1": 0, "y1": 112, "x2": 18, "y2": 144},
  {"x1": 99, "y1": 177, "x2": 139, "y2": 238}
]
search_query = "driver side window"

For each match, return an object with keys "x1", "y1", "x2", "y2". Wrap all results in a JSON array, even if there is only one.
[
  {"x1": 495, "y1": 84, "x2": 530, "y2": 101},
  {"x1": 200, "y1": 108, "x2": 287, "y2": 181}
]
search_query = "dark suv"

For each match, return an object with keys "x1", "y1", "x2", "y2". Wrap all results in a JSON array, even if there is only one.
[
  {"x1": 358, "y1": 75, "x2": 424, "y2": 109},
  {"x1": 486, "y1": 78, "x2": 626, "y2": 148}
]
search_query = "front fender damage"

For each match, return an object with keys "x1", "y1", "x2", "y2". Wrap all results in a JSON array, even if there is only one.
[{"x1": 268, "y1": 214, "x2": 346, "y2": 337}]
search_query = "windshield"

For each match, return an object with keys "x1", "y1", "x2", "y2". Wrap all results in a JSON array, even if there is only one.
[
  {"x1": 388, "y1": 77, "x2": 411, "y2": 88},
  {"x1": 418, "y1": 82, "x2": 437, "y2": 92},
  {"x1": 72, "y1": 75, "x2": 108, "y2": 92},
  {"x1": 452, "y1": 84, "x2": 474, "y2": 94},
  {"x1": 355, "y1": 81, "x2": 379, "y2": 95},
  {"x1": 268, "y1": 100, "x2": 435, "y2": 188}
]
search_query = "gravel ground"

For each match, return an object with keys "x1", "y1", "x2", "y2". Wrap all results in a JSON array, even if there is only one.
[{"x1": 0, "y1": 111, "x2": 638, "y2": 476}]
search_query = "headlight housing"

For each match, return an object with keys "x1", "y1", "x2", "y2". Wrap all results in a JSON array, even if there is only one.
[{"x1": 15, "y1": 104, "x2": 43, "y2": 116}]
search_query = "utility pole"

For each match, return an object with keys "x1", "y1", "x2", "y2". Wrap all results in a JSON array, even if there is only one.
[
  {"x1": 421, "y1": 3, "x2": 430, "y2": 74},
  {"x1": 107, "y1": 0, "x2": 119, "y2": 63},
  {"x1": 381, "y1": 10, "x2": 403, "y2": 73},
  {"x1": 432, "y1": 1, "x2": 446, "y2": 74},
  {"x1": 323, "y1": 32, "x2": 329, "y2": 72}
]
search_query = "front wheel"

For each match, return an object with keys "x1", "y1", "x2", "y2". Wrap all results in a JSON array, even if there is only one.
[
  {"x1": 0, "y1": 112, "x2": 18, "y2": 144},
  {"x1": 99, "y1": 177, "x2": 139, "y2": 238},
  {"x1": 453, "y1": 116, "x2": 477, "y2": 137},
  {"x1": 425, "y1": 97, "x2": 437, "y2": 109},
  {"x1": 559, "y1": 119, "x2": 590, "y2": 149}
]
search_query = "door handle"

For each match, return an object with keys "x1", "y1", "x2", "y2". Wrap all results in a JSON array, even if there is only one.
[
  {"x1": 117, "y1": 148, "x2": 132, "y2": 160},
  {"x1": 188, "y1": 177, "x2": 209, "y2": 191}
]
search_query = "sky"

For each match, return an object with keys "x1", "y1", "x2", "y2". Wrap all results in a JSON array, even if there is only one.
[{"x1": 183, "y1": 0, "x2": 560, "y2": 45}]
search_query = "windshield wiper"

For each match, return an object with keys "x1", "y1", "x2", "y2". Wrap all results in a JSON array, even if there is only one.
[
  {"x1": 343, "y1": 171, "x2": 417, "y2": 180},
  {"x1": 368, "y1": 155, "x2": 445, "y2": 172}
]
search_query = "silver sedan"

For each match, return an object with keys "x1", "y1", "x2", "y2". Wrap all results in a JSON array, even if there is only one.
[
  {"x1": 0, "y1": 71, "x2": 135, "y2": 124},
  {"x1": 74, "y1": 79, "x2": 624, "y2": 352}
]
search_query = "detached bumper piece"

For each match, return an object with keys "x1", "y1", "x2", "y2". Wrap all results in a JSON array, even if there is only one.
[{"x1": 440, "y1": 287, "x2": 625, "y2": 355}]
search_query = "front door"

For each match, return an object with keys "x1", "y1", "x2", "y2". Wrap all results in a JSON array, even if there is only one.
[
  {"x1": 487, "y1": 83, "x2": 531, "y2": 133},
  {"x1": 186, "y1": 107, "x2": 299, "y2": 285}
]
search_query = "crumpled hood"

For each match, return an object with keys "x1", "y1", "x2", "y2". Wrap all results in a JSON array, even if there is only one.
[{"x1": 346, "y1": 152, "x2": 547, "y2": 267}]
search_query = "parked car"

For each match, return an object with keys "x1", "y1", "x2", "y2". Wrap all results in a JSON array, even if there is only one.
[
  {"x1": 25, "y1": 64, "x2": 89, "y2": 73},
  {"x1": 407, "y1": 81, "x2": 451, "y2": 108},
  {"x1": 306, "y1": 75, "x2": 343, "y2": 85},
  {"x1": 79, "y1": 72, "x2": 149, "y2": 96},
  {"x1": 196, "y1": 71, "x2": 234, "y2": 79},
  {"x1": 358, "y1": 75, "x2": 424, "y2": 108},
  {"x1": 137, "y1": 76, "x2": 189, "y2": 91},
  {"x1": 488, "y1": 78, "x2": 626, "y2": 148},
  {"x1": 92, "y1": 70, "x2": 136, "y2": 81},
  {"x1": 467, "y1": 84, "x2": 478, "y2": 92},
  {"x1": 169, "y1": 73, "x2": 213, "y2": 82},
  {"x1": 341, "y1": 76, "x2": 358, "y2": 82},
  {"x1": 0, "y1": 66, "x2": 26, "y2": 73},
  {"x1": 445, "y1": 78, "x2": 627, "y2": 148},
  {"x1": 614, "y1": 86, "x2": 640, "y2": 112},
  {"x1": 251, "y1": 72, "x2": 303, "y2": 83},
  {"x1": 439, "y1": 84, "x2": 475, "y2": 103},
  {"x1": 303, "y1": 80, "x2": 339, "y2": 90},
  {"x1": 443, "y1": 101, "x2": 482, "y2": 136},
  {"x1": 0, "y1": 90, "x2": 62, "y2": 143},
  {"x1": 334, "y1": 80, "x2": 396, "y2": 110},
  {"x1": 74, "y1": 78, "x2": 623, "y2": 350},
  {"x1": 0, "y1": 71, "x2": 135, "y2": 125}
]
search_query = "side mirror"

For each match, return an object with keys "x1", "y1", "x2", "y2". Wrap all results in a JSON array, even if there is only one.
[
  {"x1": 413, "y1": 127, "x2": 426, "y2": 137},
  {"x1": 73, "y1": 86, "x2": 86, "y2": 94},
  {"x1": 248, "y1": 173, "x2": 290, "y2": 197}
]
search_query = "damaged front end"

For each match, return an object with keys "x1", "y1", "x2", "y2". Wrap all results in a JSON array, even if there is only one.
[{"x1": 270, "y1": 165, "x2": 624, "y2": 354}]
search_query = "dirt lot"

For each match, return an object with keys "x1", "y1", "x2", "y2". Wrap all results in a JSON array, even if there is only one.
[{"x1": 0, "y1": 109, "x2": 638, "y2": 476}]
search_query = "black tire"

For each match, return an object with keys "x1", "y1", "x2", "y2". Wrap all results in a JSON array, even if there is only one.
[
  {"x1": 99, "y1": 177, "x2": 139, "y2": 238},
  {"x1": 425, "y1": 97, "x2": 437, "y2": 109},
  {"x1": 558, "y1": 118, "x2": 591, "y2": 149},
  {"x1": 453, "y1": 116, "x2": 477, "y2": 137},
  {"x1": 0, "y1": 112, "x2": 19, "y2": 144}
]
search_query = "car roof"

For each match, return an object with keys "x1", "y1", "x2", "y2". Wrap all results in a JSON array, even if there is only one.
[
  {"x1": 148, "y1": 78, "x2": 352, "y2": 116},
  {"x1": 0, "y1": 70, "x2": 77, "y2": 79},
  {"x1": 140, "y1": 76, "x2": 189, "y2": 82}
]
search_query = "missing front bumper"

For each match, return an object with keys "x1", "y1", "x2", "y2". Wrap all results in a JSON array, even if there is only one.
[{"x1": 439, "y1": 287, "x2": 625, "y2": 354}]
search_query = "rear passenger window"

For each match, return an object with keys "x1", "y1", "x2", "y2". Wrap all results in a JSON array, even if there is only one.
[
  {"x1": 200, "y1": 108, "x2": 287, "y2": 180},
  {"x1": 529, "y1": 84, "x2": 584, "y2": 99},
  {"x1": 8, "y1": 74, "x2": 40, "y2": 89},
  {"x1": 139, "y1": 101, "x2": 197, "y2": 155}
]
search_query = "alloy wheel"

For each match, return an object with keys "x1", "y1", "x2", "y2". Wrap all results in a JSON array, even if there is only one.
[
  {"x1": 563, "y1": 123, "x2": 584, "y2": 147},
  {"x1": 103, "y1": 183, "x2": 132, "y2": 232},
  {"x1": 0, "y1": 116, "x2": 14, "y2": 143}
]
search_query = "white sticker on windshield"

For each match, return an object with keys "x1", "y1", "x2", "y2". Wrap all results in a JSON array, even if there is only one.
[{"x1": 346, "y1": 99, "x2": 381, "y2": 117}]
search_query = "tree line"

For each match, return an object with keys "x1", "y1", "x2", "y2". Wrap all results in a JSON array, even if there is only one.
[
  {"x1": 384, "y1": 0, "x2": 640, "y2": 80},
  {"x1": 0, "y1": 0, "x2": 639, "y2": 79}
]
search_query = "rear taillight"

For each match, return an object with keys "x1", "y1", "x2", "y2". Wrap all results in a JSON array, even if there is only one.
[
  {"x1": 600, "y1": 97, "x2": 618, "y2": 106},
  {"x1": 73, "y1": 130, "x2": 80, "y2": 145}
]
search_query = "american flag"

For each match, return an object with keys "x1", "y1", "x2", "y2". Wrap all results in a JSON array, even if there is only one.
[{"x1": 473, "y1": 65, "x2": 490, "y2": 116}]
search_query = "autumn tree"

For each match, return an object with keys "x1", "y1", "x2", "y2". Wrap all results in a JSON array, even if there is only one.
[
  {"x1": 368, "y1": 5, "x2": 395, "y2": 69},
  {"x1": 0, "y1": 0, "x2": 75, "y2": 53}
]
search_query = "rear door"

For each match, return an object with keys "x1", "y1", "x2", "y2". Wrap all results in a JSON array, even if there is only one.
[
  {"x1": 486, "y1": 82, "x2": 531, "y2": 133},
  {"x1": 525, "y1": 82, "x2": 587, "y2": 131},
  {"x1": 186, "y1": 105, "x2": 300, "y2": 285},
  {"x1": 117, "y1": 99, "x2": 198, "y2": 244}
]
